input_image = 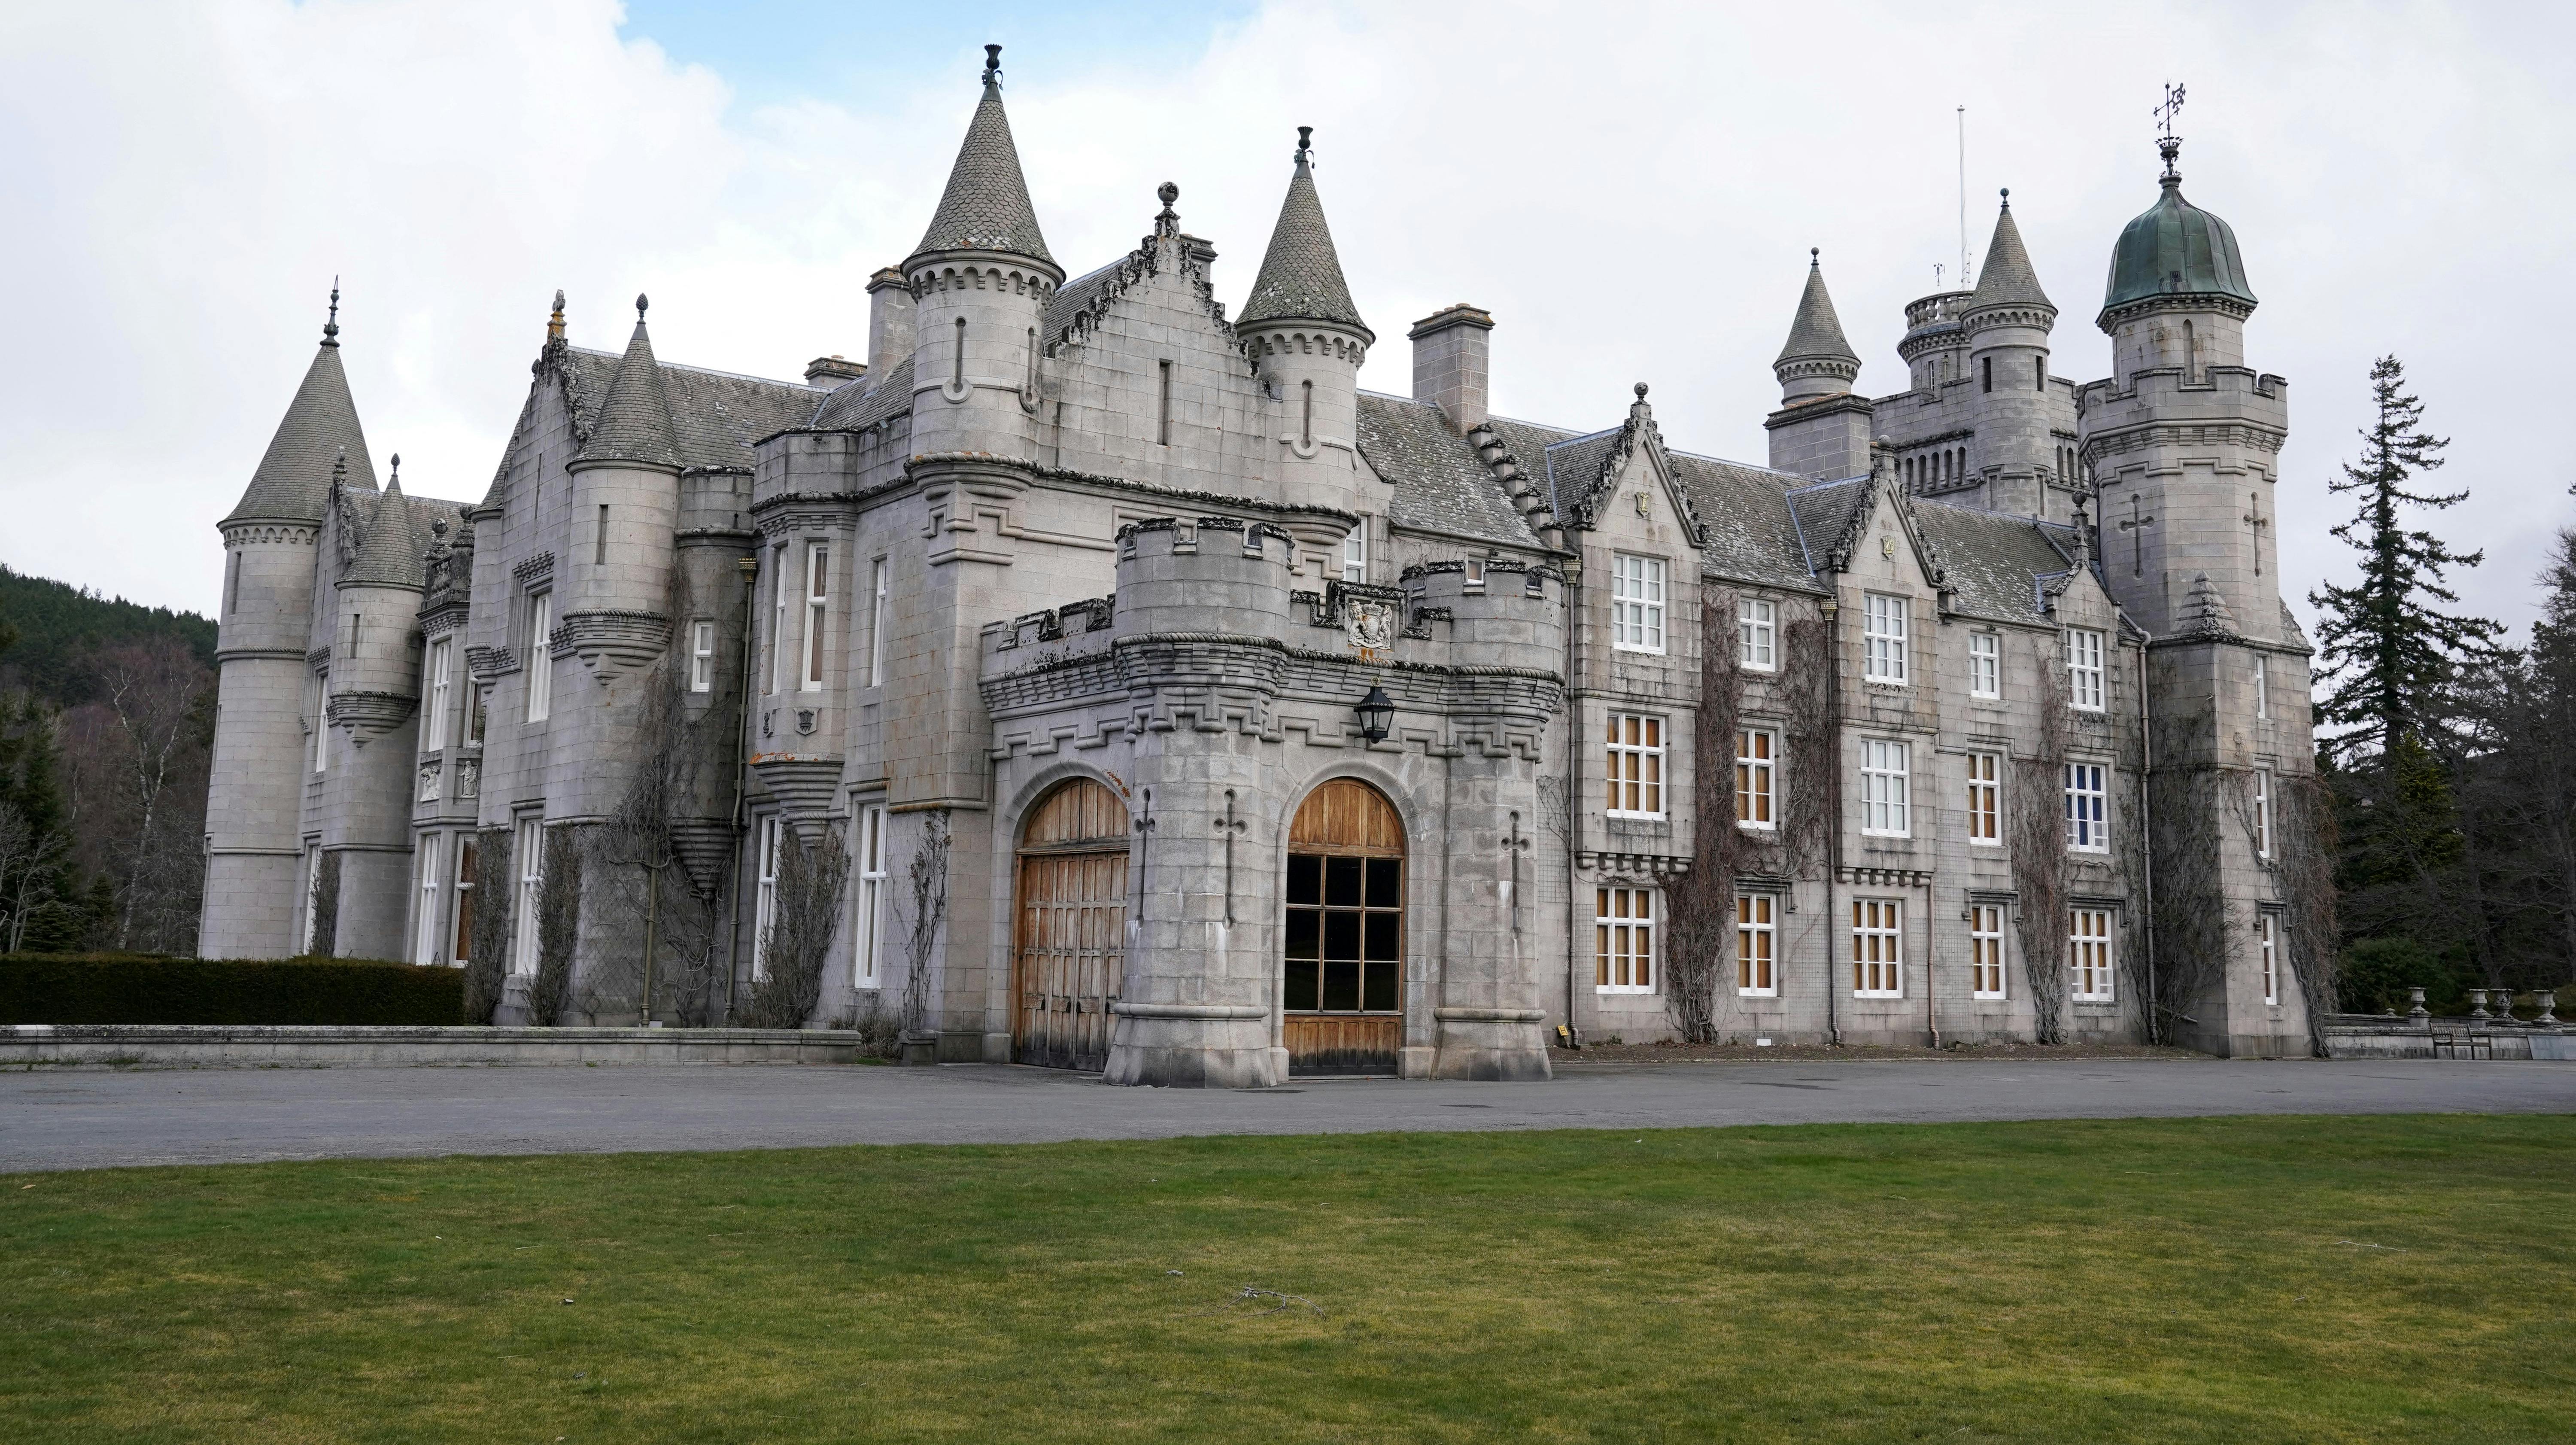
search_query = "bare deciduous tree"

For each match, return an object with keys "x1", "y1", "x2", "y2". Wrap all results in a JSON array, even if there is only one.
[
  {"x1": 60, "y1": 640, "x2": 213, "y2": 954},
  {"x1": 741, "y1": 821, "x2": 849, "y2": 1029}
]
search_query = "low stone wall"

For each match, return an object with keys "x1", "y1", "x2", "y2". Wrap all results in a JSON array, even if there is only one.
[
  {"x1": 2319, "y1": 1014, "x2": 2569, "y2": 1062},
  {"x1": 0, "y1": 1024, "x2": 875, "y2": 1069}
]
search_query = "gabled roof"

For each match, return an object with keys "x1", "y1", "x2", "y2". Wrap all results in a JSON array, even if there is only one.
[
  {"x1": 574, "y1": 306, "x2": 684, "y2": 471},
  {"x1": 1239, "y1": 132, "x2": 1368, "y2": 337},
  {"x1": 1669, "y1": 453, "x2": 1823, "y2": 593},
  {"x1": 809, "y1": 353, "x2": 913, "y2": 432},
  {"x1": 228, "y1": 335, "x2": 377, "y2": 523},
  {"x1": 1355, "y1": 392, "x2": 1542, "y2": 548},
  {"x1": 911, "y1": 59, "x2": 1053, "y2": 268},
  {"x1": 1906, "y1": 498, "x2": 2082, "y2": 623},
  {"x1": 557, "y1": 347, "x2": 816, "y2": 471},
  {"x1": 1968, "y1": 194, "x2": 2054, "y2": 312},
  {"x1": 1776, "y1": 254, "x2": 1859, "y2": 365},
  {"x1": 1785, "y1": 477, "x2": 1872, "y2": 575}
]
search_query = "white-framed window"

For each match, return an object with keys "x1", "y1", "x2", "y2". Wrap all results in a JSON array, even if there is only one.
[
  {"x1": 802, "y1": 542, "x2": 830, "y2": 692},
  {"x1": 524, "y1": 590, "x2": 553, "y2": 723},
  {"x1": 511, "y1": 818, "x2": 544, "y2": 976},
  {"x1": 2258, "y1": 913, "x2": 2281, "y2": 1005},
  {"x1": 1594, "y1": 885, "x2": 1656, "y2": 993},
  {"x1": 869, "y1": 558, "x2": 890, "y2": 687},
  {"x1": 414, "y1": 833, "x2": 444, "y2": 967},
  {"x1": 309, "y1": 671, "x2": 329, "y2": 774},
  {"x1": 1969, "y1": 902, "x2": 2007, "y2": 998},
  {"x1": 1861, "y1": 739, "x2": 1911, "y2": 837},
  {"x1": 1343, "y1": 523, "x2": 1368, "y2": 583},
  {"x1": 751, "y1": 815, "x2": 783, "y2": 980},
  {"x1": 1969, "y1": 631, "x2": 2001, "y2": 699},
  {"x1": 1966, "y1": 751, "x2": 2002, "y2": 846},
  {"x1": 2066, "y1": 627, "x2": 2105, "y2": 711},
  {"x1": 853, "y1": 803, "x2": 887, "y2": 989},
  {"x1": 2065, "y1": 762, "x2": 2108, "y2": 852},
  {"x1": 2253, "y1": 768, "x2": 2274, "y2": 860},
  {"x1": 689, "y1": 621, "x2": 715, "y2": 693},
  {"x1": 1736, "y1": 728, "x2": 1776, "y2": 829},
  {"x1": 451, "y1": 834, "x2": 477, "y2": 967},
  {"x1": 2070, "y1": 908, "x2": 2115, "y2": 1001},
  {"x1": 1852, "y1": 898, "x2": 1903, "y2": 997},
  {"x1": 768, "y1": 543, "x2": 789, "y2": 695},
  {"x1": 1864, "y1": 593, "x2": 1909, "y2": 684},
  {"x1": 1464, "y1": 557, "x2": 1487, "y2": 590},
  {"x1": 2254, "y1": 654, "x2": 2269, "y2": 720},
  {"x1": 1737, "y1": 893, "x2": 1776, "y2": 995},
  {"x1": 422, "y1": 639, "x2": 452, "y2": 752},
  {"x1": 1609, "y1": 554, "x2": 1666, "y2": 654},
  {"x1": 1738, "y1": 597, "x2": 1777, "y2": 671},
  {"x1": 297, "y1": 841, "x2": 321, "y2": 952},
  {"x1": 1605, "y1": 714, "x2": 1664, "y2": 817}
]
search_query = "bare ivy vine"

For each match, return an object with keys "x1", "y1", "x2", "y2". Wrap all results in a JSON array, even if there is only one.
[
  {"x1": 2010, "y1": 662, "x2": 2071, "y2": 1043},
  {"x1": 306, "y1": 851, "x2": 340, "y2": 958},
  {"x1": 741, "y1": 821, "x2": 851, "y2": 1029},
  {"x1": 898, "y1": 809, "x2": 952, "y2": 1042},
  {"x1": 462, "y1": 824, "x2": 511, "y2": 1023},
  {"x1": 524, "y1": 824, "x2": 584, "y2": 1026}
]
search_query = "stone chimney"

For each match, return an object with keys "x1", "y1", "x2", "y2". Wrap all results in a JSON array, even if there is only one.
[
  {"x1": 805, "y1": 355, "x2": 867, "y2": 389},
  {"x1": 1410, "y1": 304, "x2": 1493, "y2": 433},
  {"x1": 865, "y1": 267, "x2": 914, "y2": 389}
]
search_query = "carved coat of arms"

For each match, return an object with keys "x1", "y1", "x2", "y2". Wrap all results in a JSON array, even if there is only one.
[{"x1": 1347, "y1": 599, "x2": 1395, "y2": 656}]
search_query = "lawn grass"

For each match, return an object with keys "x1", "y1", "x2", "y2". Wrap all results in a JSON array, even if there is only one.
[{"x1": 3, "y1": 1114, "x2": 2570, "y2": 1443}]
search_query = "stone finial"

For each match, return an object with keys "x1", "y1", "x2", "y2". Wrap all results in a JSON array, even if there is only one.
[
  {"x1": 330, "y1": 447, "x2": 348, "y2": 491},
  {"x1": 389, "y1": 452, "x2": 401, "y2": 485},
  {"x1": 635, "y1": 293, "x2": 649, "y2": 319},
  {"x1": 1155, "y1": 180, "x2": 1179, "y2": 237},
  {"x1": 982, "y1": 42, "x2": 1002, "y2": 90},
  {"x1": 322, "y1": 277, "x2": 341, "y2": 347},
  {"x1": 1295, "y1": 125, "x2": 1313, "y2": 170},
  {"x1": 547, "y1": 289, "x2": 566, "y2": 341}
]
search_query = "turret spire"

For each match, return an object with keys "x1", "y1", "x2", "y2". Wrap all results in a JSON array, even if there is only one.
[
  {"x1": 224, "y1": 294, "x2": 379, "y2": 524},
  {"x1": 322, "y1": 277, "x2": 340, "y2": 347},
  {"x1": 910, "y1": 43, "x2": 1054, "y2": 268},
  {"x1": 1240, "y1": 125, "x2": 1370, "y2": 338},
  {"x1": 1967, "y1": 190, "x2": 2054, "y2": 312},
  {"x1": 1775, "y1": 248, "x2": 1859, "y2": 367},
  {"x1": 573, "y1": 295, "x2": 683, "y2": 471},
  {"x1": 343, "y1": 466, "x2": 426, "y2": 588}
]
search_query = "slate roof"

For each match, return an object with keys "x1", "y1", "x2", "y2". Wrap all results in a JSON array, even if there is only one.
[
  {"x1": 1239, "y1": 149, "x2": 1367, "y2": 335},
  {"x1": 339, "y1": 481, "x2": 471, "y2": 589},
  {"x1": 1785, "y1": 477, "x2": 1871, "y2": 575},
  {"x1": 911, "y1": 75, "x2": 1053, "y2": 267},
  {"x1": 1968, "y1": 197, "x2": 2054, "y2": 311},
  {"x1": 1776, "y1": 257, "x2": 1859, "y2": 365},
  {"x1": 559, "y1": 348, "x2": 817, "y2": 470},
  {"x1": 808, "y1": 353, "x2": 913, "y2": 432},
  {"x1": 1354, "y1": 392, "x2": 1541, "y2": 548},
  {"x1": 1669, "y1": 453, "x2": 1825, "y2": 593},
  {"x1": 1908, "y1": 498, "x2": 2082, "y2": 622},
  {"x1": 228, "y1": 340, "x2": 378, "y2": 523},
  {"x1": 575, "y1": 312, "x2": 685, "y2": 471}
]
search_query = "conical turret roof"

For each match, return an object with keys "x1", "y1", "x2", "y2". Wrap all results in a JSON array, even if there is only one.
[
  {"x1": 1239, "y1": 129, "x2": 1369, "y2": 338},
  {"x1": 226, "y1": 295, "x2": 378, "y2": 523},
  {"x1": 1967, "y1": 192, "x2": 2054, "y2": 312},
  {"x1": 574, "y1": 298, "x2": 683, "y2": 471},
  {"x1": 911, "y1": 47, "x2": 1054, "y2": 268},
  {"x1": 343, "y1": 471, "x2": 425, "y2": 588},
  {"x1": 1775, "y1": 251, "x2": 1859, "y2": 365}
]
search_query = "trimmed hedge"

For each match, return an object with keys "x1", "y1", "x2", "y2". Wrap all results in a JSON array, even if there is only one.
[{"x1": 0, "y1": 954, "x2": 465, "y2": 1026}]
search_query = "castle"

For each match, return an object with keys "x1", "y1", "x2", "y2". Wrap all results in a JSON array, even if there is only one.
[{"x1": 199, "y1": 46, "x2": 2315, "y2": 1079}]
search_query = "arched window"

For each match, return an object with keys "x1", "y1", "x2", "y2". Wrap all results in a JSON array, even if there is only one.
[{"x1": 1283, "y1": 778, "x2": 1405, "y2": 1075}]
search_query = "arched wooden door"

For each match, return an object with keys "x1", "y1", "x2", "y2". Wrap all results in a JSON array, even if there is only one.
[
  {"x1": 1013, "y1": 779, "x2": 1129, "y2": 1071},
  {"x1": 1282, "y1": 779, "x2": 1405, "y2": 1076}
]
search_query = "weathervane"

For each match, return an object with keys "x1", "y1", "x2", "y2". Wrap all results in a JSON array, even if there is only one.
[{"x1": 2154, "y1": 82, "x2": 2187, "y2": 177}]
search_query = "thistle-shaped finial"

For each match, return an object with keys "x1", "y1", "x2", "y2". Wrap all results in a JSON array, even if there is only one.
[
  {"x1": 1294, "y1": 125, "x2": 1313, "y2": 173},
  {"x1": 635, "y1": 293, "x2": 649, "y2": 319},
  {"x1": 1154, "y1": 180, "x2": 1179, "y2": 235},
  {"x1": 322, "y1": 277, "x2": 341, "y2": 346},
  {"x1": 389, "y1": 452, "x2": 401, "y2": 485},
  {"x1": 547, "y1": 288, "x2": 566, "y2": 341},
  {"x1": 330, "y1": 447, "x2": 348, "y2": 492},
  {"x1": 982, "y1": 43, "x2": 1002, "y2": 91}
]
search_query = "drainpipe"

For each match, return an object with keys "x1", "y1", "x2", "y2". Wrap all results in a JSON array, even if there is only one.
[
  {"x1": 2136, "y1": 626, "x2": 2157, "y2": 1044},
  {"x1": 1564, "y1": 557, "x2": 1584, "y2": 1045},
  {"x1": 1822, "y1": 590, "x2": 1844, "y2": 1048},
  {"x1": 723, "y1": 551, "x2": 760, "y2": 1023}
]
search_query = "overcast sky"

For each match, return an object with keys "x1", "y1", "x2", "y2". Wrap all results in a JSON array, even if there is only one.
[{"x1": 5, "y1": 0, "x2": 2571, "y2": 642}]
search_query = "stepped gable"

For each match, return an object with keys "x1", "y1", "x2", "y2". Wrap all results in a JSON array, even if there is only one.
[
  {"x1": 1239, "y1": 128, "x2": 1367, "y2": 336},
  {"x1": 911, "y1": 46, "x2": 1053, "y2": 267},
  {"x1": 1907, "y1": 499, "x2": 2093, "y2": 623},
  {"x1": 1968, "y1": 193, "x2": 2054, "y2": 312},
  {"x1": 809, "y1": 353, "x2": 914, "y2": 432},
  {"x1": 1354, "y1": 392, "x2": 1542, "y2": 549},
  {"x1": 1668, "y1": 453, "x2": 1823, "y2": 594},
  {"x1": 1775, "y1": 253, "x2": 1860, "y2": 365},
  {"x1": 228, "y1": 294, "x2": 378, "y2": 523}
]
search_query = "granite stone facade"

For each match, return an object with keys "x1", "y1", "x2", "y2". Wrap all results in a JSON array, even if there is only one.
[{"x1": 199, "y1": 52, "x2": 2317, "y2": 1078}]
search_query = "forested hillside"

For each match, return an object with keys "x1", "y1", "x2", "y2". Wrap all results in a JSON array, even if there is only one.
[{"x1": 0, "y1": 564, "x2": 216, "y2": 954}]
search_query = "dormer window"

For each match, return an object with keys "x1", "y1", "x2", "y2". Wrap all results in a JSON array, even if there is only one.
[
  {"x1": 1610, "y1": 554, "x2": 1666, "y2": 654},
  {"x1": 1863, "y1": 593, "x2": 1908, "y2": 684}
]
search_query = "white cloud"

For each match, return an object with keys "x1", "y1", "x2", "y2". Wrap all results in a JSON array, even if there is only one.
[{"x1": 6, "y1": 0, "x2": 2572, "y2": 642}]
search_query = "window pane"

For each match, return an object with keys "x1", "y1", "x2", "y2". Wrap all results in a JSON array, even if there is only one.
[
  {"x1": 1364, "y1": 857, "x2": 1400, "y2": 906},
  {"x1": 1321, "y1": 958, "x2": 1361, "y2": 1011},
  {"x1": 1284, "y1": 955, "x2": 1321, "y2": 1012},
  {"x1": 1363, "y1": 958, "x2": 1399, "y2": 1012},
  {"x1": 1364, "y1": 911, "x2": 1399, "y2": 962},
  {"x1": 1287, "y1": 855, "x2": 1321, "y2": 906},
  {"x1": 1324, "y1": 856, "x2": 1363, "y2": 907},
  {"x1": 1285, "y1": 909, "x2": 1320, "y2": 960},
  {"x1": 1324, "y1": 911, "x2": 1362, "y2": 961}
]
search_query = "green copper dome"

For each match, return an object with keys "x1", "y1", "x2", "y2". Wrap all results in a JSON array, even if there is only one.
[{"x1": 2102, "y1": 171, "x2": 2256, "y2": 316}]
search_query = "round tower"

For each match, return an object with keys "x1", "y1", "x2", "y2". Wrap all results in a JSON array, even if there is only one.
[
  {"x1": 1763, "y1": 249, "x2": 1874, "y2": 482},
  {"x1": 1236, "y1": 126, "x2": 1374, "y2": 575},
  {"x1": 2100, "y1": 134, "x2": 2258, "y2": 386},
  {"x1": 1958, "y1": 190, "x2": 2062, "y2": 516},
  {"x1": 903, "y1": 45, "x2": 1063, "y2": 465},
  {"x1": 562, "y1": 296, "x2": 683, "y2": 681},
  {"x1": 324, "y1": 463, "x2": 429, "y2": 961},
  {"x1": 202, "y1": 290, "x2": 378, "y2": 959}
]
